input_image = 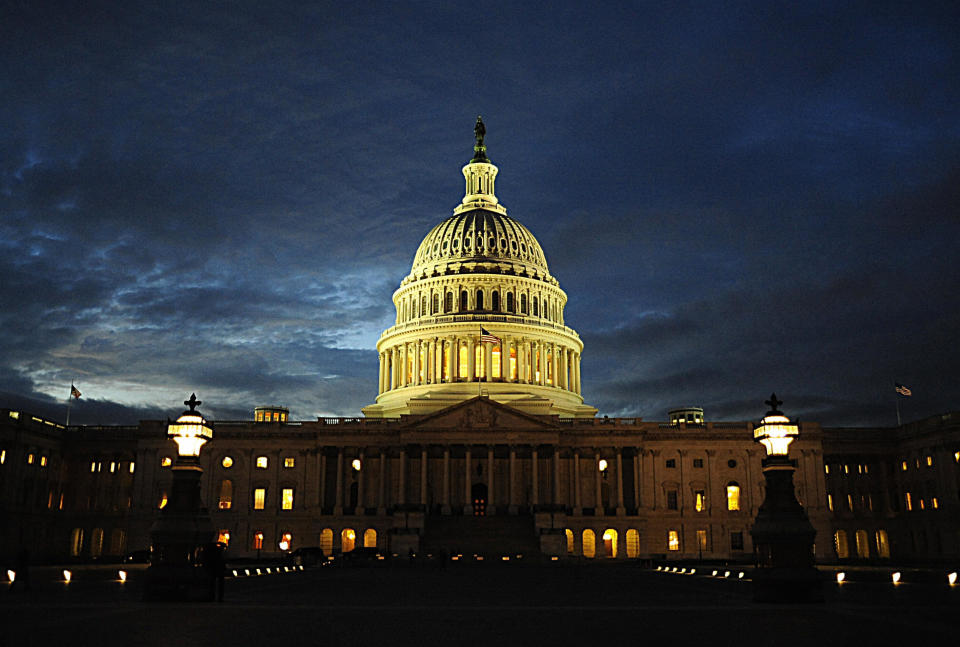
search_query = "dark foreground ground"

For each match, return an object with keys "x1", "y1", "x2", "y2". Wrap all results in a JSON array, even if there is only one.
[{"x1": 3, "y1": 563, "x2": 958, "y2": 646}]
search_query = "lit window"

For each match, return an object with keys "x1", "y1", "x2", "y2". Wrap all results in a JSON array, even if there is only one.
[
  {"x1": 932, "y1": 497, "x2": 939, "y2": 509},
  {"x1": 667, "y1": 530, "x2": 680, "y2": 551},
  {"x1": 926, "y1": 455, "x2": 933, "y2": 467},
  {"x1": 280, "y1": 532, "x2": 292, "y2": 551},
  {"x1": 40, "y1": 455, "x2": 48, "y2": 467},
  {"x1": 625, "y1": 529, "x2": 639, "y2": 558},
  {"x1": 109, "y1": 461, "x2": 116, "y2": 473},
  {"x1": 602, "y1": 529, "x2": 618, "y2": 558},
  {"x1": 901, "y1": 461, "x2": 908, "y2": 471},
  {"x1": 69, "y1": 528, "x2": 84, "y2": 557},
  {"x1": 27, "y1": 453, "x2": 34, "y2": 465},
  {"x1": 283, "y1": 457, "x2": 295, "y2": 468},
  {"x1": 219, "y1": 480, "x2": 233, "y2": 510},
  {"x1": 320, "y1": 528, "x2": 334, "y2": 554},
  {"x1": 253, "y1": 532, "x2": 264, "y2": 550},
  {"x1": 158, "y1": 492, "x2": 168, "y2": 509},
  {"x1": 857, "y1": 464, "x2": 862, "y2": 474},
  {"x1": 598, "y1": 459, "x2": 608, "y2": 472},
  {"x1": 582, "y1": 529, "x2": 596, "y2": 558},
  {"x1": 161, "y1": 457, "x2": 172, "y2": 467},
  {"x1": 875, "y1": 530, "x2": 891, "y2": 558},
  {"x1": 844, "y1": 464, "x2": 849, "y2": 474},
  {"x1": 905, "y1": 492, "x2": 912, "y2": 511},
  {"x1": 824, "y1": 464, "x2": 830, "y2": 474},
  {"x1": 256, "y1": 456, "x2": 268, "y2": 469},
  {"x1": 834, "y1": 530, "x2": 849, "y2": 558},
  {"x1": 128, "y1": 462, "x2": 135, "y2": 473},
  {"x1": 919, "y1": 499, "x2": 925, "y2": 510},
  {"x1": 352, "y1": 459, "x2": 362, "y2": 471},
  {"x1": 221, "y1": 456, "x2": 233, "y2": 468},
  {"x1": 864, "y1": 464, "x2": 869, "y2": 474},
  {"x1": 697, "y1": 529, "x2": 708, "y2": 552},
  {"x1": 726, "y1": 483, "x2": 740, "y2": 511},
  {"x1": 695, "y1": 491, "x2": 705, "y2": 512},
  {"x1": 218, "y1": 530, "x2": 231, "y2": 546},
  {"x1": 363, "y1": 528, "x2": 377, "y2": 548},
  {"x1": 0, "y1": 449, "x2": 5, "y2": 464},
  {"x1": 282, "y1": 488, "x2": 294, "y2": 510},
  {"x1": 90, "y1": 461, "x2": 96, "y2": 472},
  {"x1": 827, "y1": 494, "x2": 834, "y2": 511},
  {"x1": 955, "y1": 451, "x2": 959, "y2": 463},
  {"x1": 97, "y1": 462, "x2": 102, "y2": 472},
  {"x1": 254, "y1": 488, "x2": 266, "y2": 510},
  {"x1": 847, "y1": 494, "x2": 853, "y2": 510},
  {"x1": 855, "y1": 530, "x2": 869, "y2": 558},
  {"x1": 342, "y1": 528, "x2": 356, "y2": 552}
]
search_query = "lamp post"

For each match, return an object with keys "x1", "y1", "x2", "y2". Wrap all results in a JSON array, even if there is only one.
[
  {"x1": 750, "y1": 394, "x2": 822, "y2": 602},
  {"x1": 144, "y1": 394, "x2": 216, "y2": 601}
]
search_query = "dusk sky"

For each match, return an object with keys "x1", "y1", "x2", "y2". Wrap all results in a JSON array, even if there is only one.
[{"x1": 2, "y1": 1, "x2": 958, "y2": 426}]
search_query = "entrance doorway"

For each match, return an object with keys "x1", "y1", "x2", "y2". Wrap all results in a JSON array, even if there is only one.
[{"x1": 471, "y1": 483, "x2": 488, "y2": 516}]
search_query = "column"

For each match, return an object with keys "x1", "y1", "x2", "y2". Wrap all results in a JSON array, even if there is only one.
[
  {"x1": 446, "y1": 337, "x2": 455, "y2": 382},
  {"x1": 467, "y1": 339, "x2": 476, "y2": 382},
  {"x1": 485, "y1": 340, "x2": 493, "y2": 381},
  {"x1": 553, "y1": 449, "x2": 561, "y2": 506},
  {"x1": 398, "y1": 448, "x2": 406, "y2": 505},
  {"x1": 419, "y1": 447, "x2": 428, "y2": 508},
  {"x1": 594, "y1": 450, "x2": 603, "y2": 510},
  {"x1": 401, "y1": 344, "x2": 408, "y2": 387},
  {"x1": 319, "y1": 453, "x2": 327, "y2": 510},
  {"x1": 377, "y1": 450, "x2": 386, "y2": 513},
  {"x1": 463, "y1": 448, "x2": 472, "y2": 514},
  {"x1": 531, "y1": 447, "x2": 539, "y2": 509},
  {"x1": 516, "y1": 338, "x2": 525, "y2": 383},
  {"x1": 616, "y1": 451, "x2": 625, "y2": 515},
  {"x1": 333, "y1": 448, "x2": 343, "y2": 515},
  {"x1": 442, "y1": 447, "x2": 451, "y2": 514},
  {"x1": 552, "y1": 342, "x2": 559, "y2": 387},
  {"x1": 632, "y1": 452, "x2": 640, "y2": 510},
  {"x1": 391, "y1": 347, "x2": 399, "y2": 390},
  {"x1": 378, "y1": 352, "x2": 384, "y2": 393},
  {"x1": 573, "y1": 452, "x2": 582, "y2": 513},
  {"x1": 505, "y1": 337, "x2": 514, "y2": 382},
  {"x1": 428, "y1": 338, "x2": 436, "y2": 384},
  {"x1": 539, "y1": 343, "x2": 547, "y2": 386},
  {"x1": 355, "y1": 450, "x2": 365, "y2": 514},
  {"x1": 561, "y1": 348, "x2": 569, "y2": 390},
  {"x1": 413, "y1": 340, "x2": 421, "y2": 385},
  {"x1": 575, "y1": 353, "x2": 582, "y2": 393},
  {"x1": 508, "y1": 446, "x2": 517, "y2": 514},
  {"x1": 487, "y1": 447, "x2": 495, "y2": 516}
]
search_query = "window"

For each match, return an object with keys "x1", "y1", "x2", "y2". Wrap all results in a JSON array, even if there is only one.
[
  {"x1": 476, "y1": 289, "x2": 484, "y2": 310},
  {"x1": 506, "y1": 293, "x2": 514, "y2": 312},
  {"x1": 161, "y1": 457, "x2": 172, "y2": 467},
  {"x1": 69, "y1": 528, "x2": 84, "y2": 557},
  {"x1": 625, "y1": 529, "x2": 639, "y2": 558},
  {"x1": 834, "y1": 530, "x2": 849, "y2": 558},
  {"x1": 533, "y1": 297, "x2": 539, "y2": 316},
  {"x1": 491, "y1": 291, "x2": 500, "y2": 311},
  {"x1": 846, "y1": 494, "x2": 853, "y2": 510},
  {"x1": 565, "y1": 528, "x2": 574, "y2": 554},
  {"x1": 221, "y1": 456, "x2": 233, "y2": 468},
  {"x1": 109, "y1": 461, "x2": 115, "y2": 472},
  {"x1": 667, "y1": 530, "x2": 680, "y2": 551},
  {"x1": 90, "y1": 528, "x2": 104, "y2": 558},
  {"x1": 110, "y1": 529, "x2": 126, "y2": 555},
  {"x1": 666, "y1": 490, "x2": 678, "y2": 510},
  {"x1": 905, "y1": 492, "x2": 912, "y2": 511},
  {"x1": 432, "y1": 293, "x2": 439, "y2": 314},
  {"x1": 363, "y1": 528, "x2": 377, "y2": 548},
  {"x1": 342, "y1": 528, "x2": 356, "y2": 552},
  {"x1": 827, "y1": 494, "x2": 834, "y2": 511},
  {"x1": 40, "y1": 456, "x2": 47, "y2": 467},
  {"x1": 283, "y1": 457, "x2": 295, "y2": 468},
  {"x1": 445, "y1": 292, "x2": 453, "y2": 312},
  {"x1": 695, "y1": 490, "x2": 705, "y2": 512},
  {"x1": 875, "y1": 529, "x2": 891, "y2": 558},
  {"x1": 27, "y1": 453, "x2": 34, "y2": 464},
  {"x1": 697, "y1": 529, "x2": 708, "y2": 552},
  {"x1": 253, "y1": 531, "x2": 264, "y2": 550},
  {"x1": 218, "y1": 480, "x2": 233, "y2": 510},
  {"x1": 926, "y1": 455, "x2": 933, "y2": 467},
  {"x1": 693, "y1": 458, "x2": 704, "y2": 468},
  {"x1": 602, "y1": 529, "x2": 618, "y2": 558},
  {"x1": 128, "y1": 462, "x2": 135, "y2": 473},
  {"x1": 726, "y1": 483, "x2": 741, "y2": 511},
  {"x1": 217, "y1": 530, "x2": 231, "y2": 546},
  {"x1": 90, "y1": 461, "x2": 96, "y2": 472},
  {"x1": 0, "y1": 449, "x2": 5, "y2": 464},
  {"x1": 825, "y1": 464, "x2": 830, "y2": 474},
  {"x1": 901, "y1": 461, "x2": 908, "y2": 471},
  {"x1": 665, "y1": 459, "x2": 676, "y2": 468},
  {"x1": 282, "y1": 488, "x2": 294, "y2": 510},
  {"x1": 158, "y1": 492, "x2": 168, "y2": 509},
  {"x1": 582, "y1": 529, "x2": 596, "y2": 558},
  {"x1": 730, "y1": 531, "x2": 744, "y2": 551},
  {"x1": 460, "y1": 290, "x2": 468, "y2": 310},
  {"x1": 256, "y1": 456, "x2": 268, "y2": 469},
  {"x1": 320, "y1": 528, "x2": 333, "y2": 554},
  {"x1": 254, "y1": 488, "x2": 266, "y2": 510},
  {"x1": 280, "y1": 532, "x2": 292, "y2": 551},
  {"x1": 520, "y1": 294, "x2": 527, "y2": 314},
  {"x1": 855, "y1": 530, "x2": 870, "y2": 558}
]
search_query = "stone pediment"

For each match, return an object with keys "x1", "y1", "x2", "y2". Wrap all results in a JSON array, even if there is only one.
[{"x1": 401, "y1": 396, "x2": 559, "y2": 431}]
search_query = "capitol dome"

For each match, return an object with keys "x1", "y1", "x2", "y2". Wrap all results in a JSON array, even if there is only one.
[{"x1": 362, "y1": 118, "x2": 597, "y2": 420}]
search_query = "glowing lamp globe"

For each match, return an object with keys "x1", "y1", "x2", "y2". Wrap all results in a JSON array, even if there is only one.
[
  {"x1": 753, "y1": 394, "x2": 798, "y2": 457},
  {"x1": 167, "y1": 394, "x2": 213, "y2": 457}
]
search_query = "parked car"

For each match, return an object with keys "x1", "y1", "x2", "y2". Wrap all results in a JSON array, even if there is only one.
[
  {"x1": 289, "y1": 546, "x2": 325, "y2": 567},
  {"x1": 337, "y1": 547, "x2": 383, "y2": 566}
]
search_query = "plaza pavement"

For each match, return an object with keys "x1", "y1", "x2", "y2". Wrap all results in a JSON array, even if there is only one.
[{"x1": 2, "y1": 562, "x2": 958, "y2": 646}]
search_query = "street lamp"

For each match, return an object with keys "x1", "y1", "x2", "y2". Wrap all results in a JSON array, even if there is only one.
[
  {"x1": 144, "y1": 394, "x2": 216, "y2": 601},
  {"x1": 750, "y1": 394, "x2": 822, "y2": 603}
]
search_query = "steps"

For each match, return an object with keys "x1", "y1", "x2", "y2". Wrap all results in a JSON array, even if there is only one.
[{"x1": 421, "y1": 514, "x2": 539, "y2": 557}]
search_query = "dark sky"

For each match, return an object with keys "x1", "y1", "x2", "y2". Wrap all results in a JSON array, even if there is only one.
[{"x1": 2, "y1": 1, "x2": 958, "y2": 426}]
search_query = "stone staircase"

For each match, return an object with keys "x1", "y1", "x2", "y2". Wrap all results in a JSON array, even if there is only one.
[{"x1": 421, "y1": 513, "x2": 540, "y2": 557}]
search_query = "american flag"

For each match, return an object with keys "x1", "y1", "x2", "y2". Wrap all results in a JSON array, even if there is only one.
[
  {"x1": 895, "y1": 383, "x2": 912, "y2": 397},
  {"x1": 480, "y1": 327, "x2": 500, "y2": 344},
  {"x1": 70, "y1": 384, "x2": 82, "y2": 399}
]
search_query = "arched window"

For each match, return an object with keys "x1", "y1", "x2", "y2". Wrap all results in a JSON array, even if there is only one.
[
  {"x1": 461, "y1": 290, "x2": 469, "y2": 310},
  {"x1": 320, "y1": 528, "x2": 333, "y2": 555},
  {"x1": 533, "y1": 297, "x2": 539, "y2": 317},
  {"x1": 69, "y1": 528, "x2": 84, "y2": 557},
  {"x1": 855, "y1": 529, "x2": 870, "y2": 558},
  {"x1": 625, "y1": 529, "x2": 640, "y2": 558},
  {"x1": 668, "y1": 529, "x2": 680, "y2": 551},
  {"x1": 445, "y1": 292, "x2": 453, "y2": 312},
  {"x1": 341, "y1": 528, "x2": 356, "y2": 552},
  {"x1": 582, "y1": 529, "x2": 596, "y2": 558},
  {"x1": 875, "y1": 529, "x2": 891, "y2": 558},
  {"x1": 543, "y1": 297, "x2": 549, "y2": 320},
  {"x1": 110, "y1": 529, "x2": 126, "y2": 555},
  {"x1": 432, "y1": 294, "x2": 439, "y2": 314},
  {"x1": 421, "y1": 296, "x2": 427, "y2": 316},
  {"x1": 834, "y1": 530, "x2": 849, "y2": 559},
  {"x1": 363, "y1": 528, "x2": 377, "y2": 548},
  {"x1": 218, "y1": 479, "x2": 233, "y2": 510},
  {"x1": 520, "y1": 294, "x2": 527, "y2": 314},
  {"x1": 90, "y1": 527, "x2": 104, "y2": 557},
  {"x1": 476, "y1": 289, "x2": 484, "y2": 310},
  {"x1": 506, "y1": 292, "x2": 514, "y2": 312},
  {"x1": 491, "y1": 291, "x2": 500, "y2": 311},
  {"x1": 726, "y1": 482, "x2": 741, "y2": 511},
  {"x1": 602, "y1": 529, "x2": 618, "y2": 558},
  {"x1": 565, "y1": 528, "x2": 574, "y2": 554}
]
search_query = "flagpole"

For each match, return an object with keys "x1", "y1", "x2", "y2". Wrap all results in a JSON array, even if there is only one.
[
  {"x1": 478, "y1": 327, "x2": 482, "y2": 399},
  {"x1": 895, "y1": 392, "x2": 901, "y2": 427}
]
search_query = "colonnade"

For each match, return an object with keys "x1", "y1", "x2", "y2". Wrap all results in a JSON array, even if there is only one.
[{"x1": 377, "y1": 336, "x2": 582, "y2": 395}]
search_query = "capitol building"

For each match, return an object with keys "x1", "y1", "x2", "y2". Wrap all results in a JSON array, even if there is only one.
[{"x1": 1, "y1": 122, "x2": 958, "y2": 565}]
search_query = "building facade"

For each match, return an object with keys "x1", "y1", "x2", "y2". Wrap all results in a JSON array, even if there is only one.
[{"x1": 2, "y1": 125, "x2": 958, "y2": 564}]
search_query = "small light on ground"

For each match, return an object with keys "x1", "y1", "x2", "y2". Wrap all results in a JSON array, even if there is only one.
[
  {"x1": 724, "y1": 571, "x2": 731, "y2": 578},
  {"x1": 836, "y1": 572, "x2": 845, "y2": 583},
  {"x1": 63, "y1": 570, "x2": 72, "y2": 583},
  {"x1": 949, "y1": 572, "x2": 957, "y2": 586},
  {"x1": 738, "y1": 572, "x2": 745, "y2": 579},
  {"x1": 7, "y1": 570, "x2": 15, "y2": 583},
  {"x1": 232, "y1": 570, "x2": 238, "y2": 577},
  {"x1": 712, "y1": 570, "x2": 718, "y2": 576},
  {"x1": 244, "y1": 569, "x2": 250, "y2": 576},
  {"x1": 680, "y1": 568, "x2": 686, "y2": 573},
  {"x1": 690, "y1": 569, "x2": 696, "y2": 574},
  {"x1": 118, "y1": 570, "x2": 127, "y2": 582},
  {"x1": 551, "y1": 556, "x2": 559, "y2": 561},
  {"x1": 892, "y1": 572, "x2": 901, "y2": 584}
]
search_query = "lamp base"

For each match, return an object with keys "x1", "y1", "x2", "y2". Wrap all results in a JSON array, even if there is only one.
[{"x1": 752, "y1": 566, "x2": 823, "y2": 603}]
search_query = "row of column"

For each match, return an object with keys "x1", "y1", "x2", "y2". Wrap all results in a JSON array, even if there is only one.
[{"x1": 378, "y1": 336, "x2": 581, "y2": 395}]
